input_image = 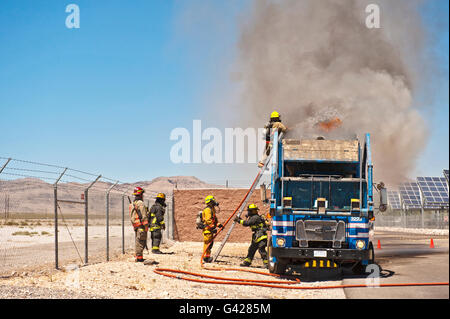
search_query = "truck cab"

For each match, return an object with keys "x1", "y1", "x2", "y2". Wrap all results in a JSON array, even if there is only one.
[{"x1": 267, "y1": 131, "x2": 385, "y2": 275}]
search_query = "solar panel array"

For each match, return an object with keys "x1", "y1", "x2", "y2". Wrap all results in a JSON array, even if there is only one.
[
  {"x1": 398, "y1": 182, "x2": 422, "y2": 209},
  {"x1": 390, "y1": 170, "x2": 449, "y2": 211},
  {"x1": 417, "y1": 177, "x2": 449, "y2": 208},
  {"x1": 387, "y1": 190, "x2": 402, "y2": 210}
]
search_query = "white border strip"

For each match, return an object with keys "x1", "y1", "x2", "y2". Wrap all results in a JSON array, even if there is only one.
[
  {"x1": 347, "y1": 223, "x2": 369, "y2": 228},
  {"x1": 346, "y1": 233, "x2": 370, "y2": 238},
  {"x1": 272, "y1": 230, "x2": 295, "y2": 236},
  {"x1": 272, "y1": 221, "x2": 295, "y2": 227}
]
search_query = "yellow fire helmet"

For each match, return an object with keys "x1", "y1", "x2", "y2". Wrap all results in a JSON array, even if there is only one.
[
  {"x1": 270, "y1": 111, "x2": 280, "y2": 119},
  {"x1": 156, "y1": 193, "x2": 165, "y2": 200},
  {"x1": 205, "y1": 195, "x2": 216, "y2": 205},
  {"x1": 248, "y1": 203, "x2": 259, "y2": 210}
]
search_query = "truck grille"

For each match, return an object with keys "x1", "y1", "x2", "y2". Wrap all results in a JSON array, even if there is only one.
[{"x1": 296, "y1": 220, "x2": 345, "y2": 248}]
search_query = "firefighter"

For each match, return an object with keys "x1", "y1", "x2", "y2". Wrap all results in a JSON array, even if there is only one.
[
  {"x1": 149, "y1": 193, "x2": 166, "y2": 254},
  {"x1": 234, "y1": 204, "x2": 269, "y2": 268},
  {"x1": 129, "y1": 186, "x2": 149, "y2": 262},
  {"x1": 202, "y1": 195, "x2": 223, "y2": 263},
  {"x1": 258, "y1": 111, "x2": 287, "y2": 168}
]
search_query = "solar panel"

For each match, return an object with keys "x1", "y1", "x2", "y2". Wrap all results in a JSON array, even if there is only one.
[
  {"x1": 399, "y1": 182, "x2": 422, "y2": 209},
  {"x1": 387, "y1": 190, "x2": 402, "y2": 210},
  {"x1": 444, "y1": 169, "x2": 449, "y2": 183},
  {"x1": 417, "y1": 176, "x2": 449, "y2": 208}
]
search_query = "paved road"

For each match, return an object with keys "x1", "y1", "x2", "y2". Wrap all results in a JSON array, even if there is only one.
[{"x1": 343, "y1": 231, "x2": 449, "y2": 299}]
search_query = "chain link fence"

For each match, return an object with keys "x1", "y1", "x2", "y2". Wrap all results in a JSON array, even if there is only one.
[
  {"x1": 375, "y1": 210, "x2": 449, "y2": 230},
  {"x1": 0, "y1": 157, "x2": 174, "y2": 276}
]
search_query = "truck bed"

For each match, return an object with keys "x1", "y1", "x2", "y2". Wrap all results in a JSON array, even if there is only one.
[{"x1": 283, "y1": 139, "x2": 359, "y2": 162}]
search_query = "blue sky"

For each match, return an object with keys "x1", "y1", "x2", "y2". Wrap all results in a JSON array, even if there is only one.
[{"x1": 0, "y1": 0, "x2": 448, "y2": 184}]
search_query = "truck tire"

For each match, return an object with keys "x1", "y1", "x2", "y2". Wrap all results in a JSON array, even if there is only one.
[
  {"x1": 368, "y1": 241, "x2": 375, "y2": 264},
  {"x1": 267, "y1": 237, "x2": 287, "y2": 275}
]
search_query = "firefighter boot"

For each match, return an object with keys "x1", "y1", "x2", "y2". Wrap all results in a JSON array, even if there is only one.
[
  {"x1": 135, "y1": 256, "x2": 145, "y2": 262},
  {"x1": 152, "y1": 249, "x2": 162, "y2": 254},
  {"x1": 203, "y1": 257, "x2": 213, "y2": 263},
  {"x1": 240, "y1": 259, "x2": 252, "y2": 267}
]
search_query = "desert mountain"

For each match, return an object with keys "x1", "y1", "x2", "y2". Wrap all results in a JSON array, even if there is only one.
[{"x1": 0, "y1": 176, "x2": 219, "y2": 217}]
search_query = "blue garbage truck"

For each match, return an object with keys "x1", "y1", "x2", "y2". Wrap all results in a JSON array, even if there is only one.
[{"x1": 266, "y1": 131, "x2": 386, "y2": 275}]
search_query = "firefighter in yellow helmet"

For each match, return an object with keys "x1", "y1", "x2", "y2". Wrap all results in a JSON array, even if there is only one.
[
  {"x1": 258, "y1": 111, "x2": 287, "y2": 168},
  {"x1": 129, "y1": 187, "x2": 149, "y2": 262},
  {"x1": 234, "y1": 204, "x2": 269, "y2": 268},
  {"x1": 149, "y1": 193, "x2": 166, "y2": 254},
  {"x1": 201, "y1": 195, "x2": 223, "y2": 263}
]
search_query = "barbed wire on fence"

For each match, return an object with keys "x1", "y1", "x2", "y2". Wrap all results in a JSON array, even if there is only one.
[{"x1": 0, "y1": 156, "x2": 149, "y2": 196}]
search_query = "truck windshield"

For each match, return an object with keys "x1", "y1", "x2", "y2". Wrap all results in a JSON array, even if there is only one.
[{"x1": 285, "y1": 181, "x2": 361, "y2": 210}]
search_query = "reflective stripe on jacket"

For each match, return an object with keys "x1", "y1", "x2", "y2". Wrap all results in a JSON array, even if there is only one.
[
  {"x1": 149, "y1": 201, "x2": 166, "y2": 231},
  {"x1": 202, "y1": 206, "x2": 218, "y2": 234},
  {"x1": 239, "y1": 214, "x2": 268, "y2": 243}
]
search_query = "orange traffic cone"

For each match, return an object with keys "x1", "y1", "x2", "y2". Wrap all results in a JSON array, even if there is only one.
[
  {"x1": 377, "y1": 239, "x2": 381, "y2": 249},
  {"x1": 430, "y1": 239, "x2": 435, "y2": 248}
]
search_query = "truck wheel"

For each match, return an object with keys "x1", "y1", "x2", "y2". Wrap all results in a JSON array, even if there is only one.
[
  {"x1": 267, "y1": 240, "x2": 287, "y2": 275},
  {"x1": 368, "y1": 242, "x2": 375, "y2": 264}
]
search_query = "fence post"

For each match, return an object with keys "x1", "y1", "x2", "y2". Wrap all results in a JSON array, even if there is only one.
[
  {"x1": 106, "y1": 191, "x2": 109, "y2": 261},
  {"x1": 105, "y1": 181, "x2": 118, "y2": 261},
  {"x1": 421, "y1": 207, "x2": 424, "y2": 229},
  {"x1": 122, "y1": 195, "x2": 125, "y2": 254},
  {"x1": 0, "y1": 158, "x2": 11, "y2": 175},
  {"x1": 171, "y1": 190, "x2": 175, "y2": 240},
  {"x1": 53, "y1": 168, "x2": 67, "y2": 270},
  {"x1": 84, "y1": 175, "x2": 101, "y2": 265},
  {"x1": 163, "y1": 199, "x2": 172, "y2": 242},
  {"x1": 54, "y1": 186, "x2": 58, "y2": 269},
  {"x1": 403, "y1": 211, "x2": 406, "y2": 228},
  {"x1": 0, "y1": 158, "x2": 12, "y2": 220}
]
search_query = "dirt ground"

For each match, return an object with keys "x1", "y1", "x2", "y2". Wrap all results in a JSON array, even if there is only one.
[
  {"x1": 0, "y1": 219, "x2": 135, "y2": 276},
  {"x1": 173, "y1": 188, "x2": 269, "y2": 242},
  {"x1": 0, "y1": 240, "x2": 346, "y2": 299}
]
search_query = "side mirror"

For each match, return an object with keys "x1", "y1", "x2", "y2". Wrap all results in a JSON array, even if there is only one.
[{"x1": 377, "y1": 182, "x2": 387, "y2": 212}]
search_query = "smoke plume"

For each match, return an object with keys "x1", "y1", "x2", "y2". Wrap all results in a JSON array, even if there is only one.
[{"x1": 233, "y1": 0, "x2": 429, "y2": 185}]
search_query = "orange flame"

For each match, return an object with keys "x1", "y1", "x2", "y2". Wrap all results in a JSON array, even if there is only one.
[{"x1": 316, "y1": 117, "x2": 342, "y2": 132}]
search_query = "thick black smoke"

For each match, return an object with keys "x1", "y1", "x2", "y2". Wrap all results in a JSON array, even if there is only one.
[{"x1": 234, "y1": 0, "x2": 429, "y2": 184}]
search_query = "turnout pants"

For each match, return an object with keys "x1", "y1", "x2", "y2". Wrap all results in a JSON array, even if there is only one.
[
  {"x1": 134, "y1": 228, "x2": 148, "y2": 259},
  {"x1": 245, "y1": 239, "x2": 268, "y2": 264},
  {"x1": 151, "y1": 229, "x2": 162, "y2": 251},
  {"x1": 203, "y1": 232, "x2": 214, "y2": 259}
]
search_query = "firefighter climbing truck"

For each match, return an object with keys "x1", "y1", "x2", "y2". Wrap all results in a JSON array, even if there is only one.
[{"x1": 266, "y1": 131, "x2": 387, "y2": 275}]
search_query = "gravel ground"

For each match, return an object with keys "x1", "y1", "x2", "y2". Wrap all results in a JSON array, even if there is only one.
[
  {"x1": 0, "y1": 285, "x2": 106, "y2": 299},
  {"x1": 0, "y1": 241, "x2": 346, "y2": 299}
]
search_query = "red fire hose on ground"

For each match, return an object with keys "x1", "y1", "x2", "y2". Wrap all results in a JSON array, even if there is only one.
[{"x1": 153, "y1": 173, "x2": 449, "y2": 290}]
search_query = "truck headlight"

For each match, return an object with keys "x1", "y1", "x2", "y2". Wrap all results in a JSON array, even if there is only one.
[
  {"x1": 356, "y1": 240, "x2": 366, "y2": 250},
  {"x1": 276, "y1": 237, "x2": 286, "y2": 247}
]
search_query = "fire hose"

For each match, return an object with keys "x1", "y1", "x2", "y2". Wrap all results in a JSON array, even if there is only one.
[{"x1": 153, "y1": 171, "x2": 449, "y2": 290}]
